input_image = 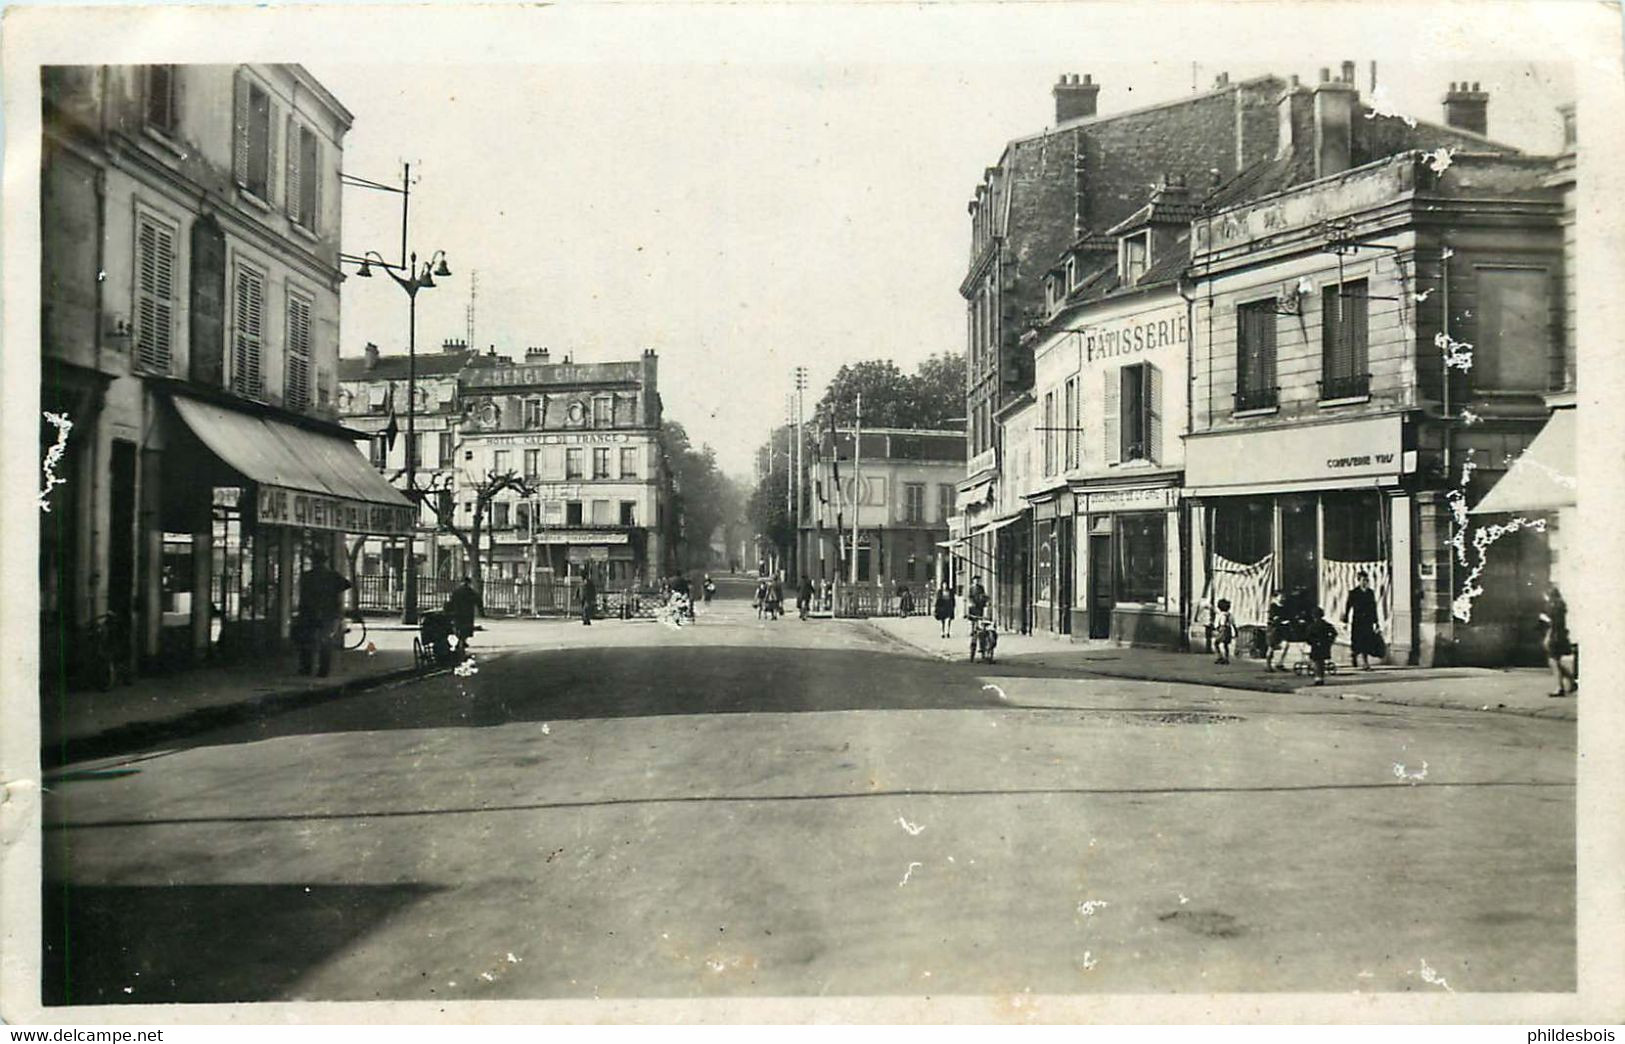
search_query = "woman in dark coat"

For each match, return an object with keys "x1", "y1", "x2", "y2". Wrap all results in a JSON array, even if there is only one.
[
  {"x1": 1342, "y1": 571, "x2": 1381, "y2": 670},
  {"x1": 934, "y1": 581, "x2": 956, "y2": 639},
  {"x1": 1540, "y1": 586, "x2": 1577, "y2": 697}
]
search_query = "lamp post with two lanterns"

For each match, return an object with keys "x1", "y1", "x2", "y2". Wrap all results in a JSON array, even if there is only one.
[{"x1": 339, "y1": 161, "x2": 452, "y2": 625}]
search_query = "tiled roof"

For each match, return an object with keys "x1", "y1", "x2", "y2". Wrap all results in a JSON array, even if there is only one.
[{"x1": 336, "y1": 349, "x2": 502, "y2": 382}]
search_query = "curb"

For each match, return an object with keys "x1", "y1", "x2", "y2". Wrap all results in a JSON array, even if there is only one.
[
  {"x1": 41, "y1": 658, "x2": 464, "y2": 770},
  {"x1": 861, "y1": 620, "x2": 1577, "y2": 723}
]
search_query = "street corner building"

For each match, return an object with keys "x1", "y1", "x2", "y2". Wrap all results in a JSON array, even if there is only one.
[
  {"x1": 39, "y1": 64, "x2": 414, "y2": 689},
  {"x1": 958, "y1": 65, "x2": 1578, "y2": 665},
  {"x1": 338, "y1": 345, "x2": 671, "y2": 613}
]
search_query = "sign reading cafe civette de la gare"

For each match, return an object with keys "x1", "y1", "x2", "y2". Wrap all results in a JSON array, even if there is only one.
[
  {"x1": 1083, "y1": 308, "x2": 1188, "y2": 364},
  {"x1": 257, "y1": 485, "x2": 415, "y2": 536}
]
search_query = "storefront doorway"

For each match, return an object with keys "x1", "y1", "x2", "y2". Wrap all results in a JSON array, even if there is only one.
[
  {"x1": 1088, "y1": 531, "x2": 1112, "y2": 639},
  {"x1": 1280, "y1": 493, "x2": 1319, "y2": 611}
]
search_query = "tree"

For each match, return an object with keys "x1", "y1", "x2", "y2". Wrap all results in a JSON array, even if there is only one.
[
  {"x1": 660, "y1": 419, "x2": 736, "y2": 572},
  {"x1": 418, "y1": 468, "x2": 535, "y2": 602},
  {"x1": 745, "y1": 450, "x2": 795, "y2": 568},
  {"x1": 811, "y1": 353, "x2": 966, "y2": 433}
]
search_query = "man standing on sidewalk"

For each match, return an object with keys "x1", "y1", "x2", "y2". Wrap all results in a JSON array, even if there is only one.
[
  {"x1": 296, "y1": 547, "x2": 351, "y2": 678},
  {"x1": 447, "y1": 576, "x2": 481, "y2": 654},
  {"x1": 581, "y1": 573, "x2": 598, "y2": 626}
]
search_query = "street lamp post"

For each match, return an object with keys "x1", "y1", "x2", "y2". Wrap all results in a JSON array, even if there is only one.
[{"x1": 339, "y1": 162, "x2": 452, "y2": 625}]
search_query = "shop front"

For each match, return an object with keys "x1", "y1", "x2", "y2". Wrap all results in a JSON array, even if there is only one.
[
  {"x1": 1074, "y1": 484, "x2": 1183, "y2": 647},
  {"x1": 1185, "y1": 414, "x2": 1414, "y2": 664},
  {"x1": 1030, "y1": 491, "x2": 1075, "y2": 637},
  {"x1": 161, "y1": 392, "x2": 416, "y2": 663}
]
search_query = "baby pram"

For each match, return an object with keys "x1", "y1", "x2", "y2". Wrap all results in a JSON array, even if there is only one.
[{"x1": 413, "y1": 609, "x2": 463, "y2": 670}]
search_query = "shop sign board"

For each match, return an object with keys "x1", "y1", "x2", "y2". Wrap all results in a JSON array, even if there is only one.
[
  {"x1": 537, "y1": 531, "x2": 631, "y2": 545},
  {"x1": 1185, "y1": 415, "x2": 1406, "y2": 490},
  {"x1": 1082, "y1": 307, "x2": 1188, "y2": 364},
  {"x1": 256, "y1": 484, "x2": 414, "y2": 536},
  {"x1": 1081, "y1": 486, "x2": 1180, "y2": 512}
]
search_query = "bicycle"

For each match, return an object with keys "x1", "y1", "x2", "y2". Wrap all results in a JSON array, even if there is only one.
[
  {"x1": 340, "y1": 609, "x2": 368, "y2": 651},
  {"x1": 968, "y1": 616, "x2": 998, "y2": 664}
]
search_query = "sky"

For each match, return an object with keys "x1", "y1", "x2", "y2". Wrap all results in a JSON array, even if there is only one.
[{"x1": 311, "y1": 54, "x2": 1573, "y2": 479}]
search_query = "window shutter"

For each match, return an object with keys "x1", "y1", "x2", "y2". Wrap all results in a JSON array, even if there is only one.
[
  {"x1": 1103, "y1": 369, "x2": 1121, "y2": 466},
  {"x1": 135, "y1": 217, "x2": 175, "y2": 373},
  {"x1": 1147, "y1": 362, "x2": 1163, "y2": 464},
  {"x1": 285, "y1": 115, "x2": 301, "y2": 221},
  {"x1": 233, "y1": 268, "x2": 264, "y2": 396},
  {"x1": 266, "y1": 102, "x2": 282, "y2": 206},
  {"x1": 542, "y1": 446, "x2": 565, "y2": 480},
  {"x1": 285, "y1": 294, "x2": 312, "y2": 409},
  {"x1": 1349, "y1": 281, "x2": 1368, "y2": 376},
  {"x1": 233, "y1": 73, "x2": 249, "y2": 186},
  {"x1": 310, "y1": 138, "x2": 322, "y2": 233}
]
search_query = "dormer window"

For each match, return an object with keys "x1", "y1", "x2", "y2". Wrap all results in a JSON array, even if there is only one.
[
  {"x1": 1121, "y1": 232, "x2": 1149, "y2": 286},
  {"x1": 592, "y1": 394, "x2": 613, "y2": 428},
  {"x1": 1065, "y1": 257, "x2": 1077, "y2": 291}
]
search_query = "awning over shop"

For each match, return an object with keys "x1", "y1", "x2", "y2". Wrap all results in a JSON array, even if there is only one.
[
  {"x1": 1470, "y1": 408, "x2": 1576, "y2": 515},
  {"x1": 972, "y1": 514, "x2": 1024, "y2": 539},
  {"x1": 171, "y1": 395, "x2": 416, "y2": 536}
]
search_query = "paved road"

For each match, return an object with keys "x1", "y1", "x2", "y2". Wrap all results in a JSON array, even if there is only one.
[{"x1": 42, "y1": 582, "x2": 1575, "y2": 1002}]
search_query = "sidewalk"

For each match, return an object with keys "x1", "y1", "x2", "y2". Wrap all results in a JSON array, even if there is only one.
[
  {"x1": 39, "y1": 616, "x2": 560, "y2": 768},
  {"x1": 866, "y1": 614, "x2": 1577, "y2": 722}
]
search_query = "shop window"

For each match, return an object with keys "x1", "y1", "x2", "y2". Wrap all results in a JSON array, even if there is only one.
[
  {"x1": 904, "y1": 483, "x2": 925, "y2": 524},
  {"x1": 1474, "y1": 267, "x2": 1552, "y2": 391},
  {"x1": 1321, "y1": 279, "x2": 1370, "y2": 400},
  {"x1": 144, "y1": 65, "x2": 178, "y2": 135},
  {"x1": 1115, "y1": 512, "x2": 1166, "y2": 604},
  {"x1": 1208, "y1": 497, "x2": 1274, "y2": 626},
  {"x1": 134, "y1": 210, "x2": 178, "y2": 374},
  {"x1": 620, "y1": 446, "x2": 638, "y2": 479},
  {"x1": 1320, "y1": 490, "x2": 1389, "y2": 635},
  {"x1": 566, "y1": 447, "x2": 583, "y2": 479},
  {"x1": 620, "y1": 501, "x2": 636, "y2": 526},
  {"x1": 566, "y1": 501, "x2": 583, "y2": 525},
  {"x1": 593, "y1": 447, "x2": 611, "y2": 479},
  {"x1": 231, "y1": 262, "x2": 265, "y2": 396},
  {"x1": 285, "y1": 290, "x2": 313, "y2": 410},
  {"x1": 1235, "y1": 300, "x2": 1278, "y2": 411}
]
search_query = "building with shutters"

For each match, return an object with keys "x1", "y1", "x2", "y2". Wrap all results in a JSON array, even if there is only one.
[
  {"x1": 335, "y1": 339, "x2": 505, "y2": 602},
  {"x1": 801, "y1": 429, "x2": 966, "y2": 593},
  {"x1": 40, "y1": 64, "x2": 414, "y2": 684},
  {"x1": 458, "y1": 348, "x2": 670, "y2": 593},
  {"x1": 1021, "y1": 178, "x2": 1194, "y2": 645}
]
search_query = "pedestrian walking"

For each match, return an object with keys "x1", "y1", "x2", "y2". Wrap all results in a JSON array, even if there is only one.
[
  {"x1": 1306, "y1": 606, "x2": 1338, "y2": 686},
  {"x1": 446, "y1": 575, "x2": 481, "y2": 654},
  {"x1": 703, "y1": 575, "x2": 717, "y2": 605},
  {"x1": 769, "y1": 573, "x2": 785, "y2": 621},
  {"x1": 295, "y1": 547, "x2": 351, "y2": 678},
  {"x1": 754, "y1": 577, "x2": 769, "y2": 619},
  {"x1": 581, "y1": 573, "x2": 597, "y2": 626},
  {"x1": 1342, "y1": 571, "x2": 1382, "y2": 670},
  {"x1": 1213, "y1": 598, "x2": 1236, "y2": 664},
  {"x1": 798, "y1": 574, "x2": 814, "y2": 620},
  {"x1": 1264, "y1": 589, "x2": 1290, "y2": 672},
  {"x1": 934, "y1": 580, "x2": 956, "y2": 638},
  {"x1": 1539, "y1": 586, "x2": 1577, "y2": 697}
]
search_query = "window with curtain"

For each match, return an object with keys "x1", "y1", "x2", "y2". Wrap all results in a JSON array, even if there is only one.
[
  {"x1": 1235, "y1": 300, "x2": 1278, "y2": 410},
  {"x1": 619, "y1": 446, "x2": 638, "y2": 478},
  {"x1": 566, "y1": 448, "x2": 583, "y2": 479},
  {"x1": 592, "y1": 447, "x2": 611, "y2": 479},
  {"x1": 1321, "y1": 279, "x2": 1369, "y2": 399}
]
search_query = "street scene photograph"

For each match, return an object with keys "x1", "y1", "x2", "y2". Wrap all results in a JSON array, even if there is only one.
[{"x1": 8, "y1": 1, "x2": 1620, "y2": 1025}]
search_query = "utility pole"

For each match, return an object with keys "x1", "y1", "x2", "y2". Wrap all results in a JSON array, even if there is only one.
[
  {"x1": 794, "y1": 366, "x2": 808, "y2": 585},
  {"x1": 850, "y1": 392, "x2": 862, "y2": 586}
]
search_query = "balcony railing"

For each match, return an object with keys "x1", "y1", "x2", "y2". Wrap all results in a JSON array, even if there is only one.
[
  {"x1": 1232, "y1": 386, "x2": 1279, "y2": 412},
  {"x1": 1317, "y1": 373, "x2": 1372, "y2": 401}
]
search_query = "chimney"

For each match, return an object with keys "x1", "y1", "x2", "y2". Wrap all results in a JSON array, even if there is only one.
[
  {"x1": 525, "y1": 346, "x2": 550, "y2": 362},
  {"x1": 363, "y1": 342, "x2": 379, "y2": 370},
  {"x1": 1312, "y1": 71, "x2": 1359, "y2": 178},
  {"x1": 1053, "y1": 73, "x2": 1100, "y2": 124},
  {"x1": 1213, "y1": 71, "x2": 1230, "y2": 89},
  {"x1": 1276, "y1": 77, "x2": 1313, "y2": 161},
  {"x1": 1443, "y1": 81, "x2": 1488, "y2": 136},
  {"x1": 441, "y1": 337, "x2": 467, "y2": 354},
  {"x1": 1341, "y1": 60, "x2": 1356, "y2": 84}
]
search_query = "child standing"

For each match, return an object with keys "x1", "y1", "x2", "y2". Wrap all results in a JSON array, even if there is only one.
[
  {"x1": 1213, "y1": 598, "x2": 1236, "y2": 664},
  {"x1": 1306, "y1": 606, "x2": 1339, "y2": 686},
  {"x1": 1195, "y1": 596, "x2": 1215, "y2": 654}
]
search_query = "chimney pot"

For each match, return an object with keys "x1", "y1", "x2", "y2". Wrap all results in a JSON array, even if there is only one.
[
  {"x1": 1319, "y1": 67, "x2": 1331, "y2": 83},
  {"x1": 363, "y1": 342, "x2": 380, "y2": 370},
  {"x1": 1053, "y1": 72, "x2": 1101, "y2": 123},
  {"x1": 1472, "y1": 81, "x2": 1480, "y2": 92},
  {"x1": 1442, "y1": 81, "x2": 1488, "y2": 135},
  {"x1": 1341, "y1": 60, "x2": 1355, "y2": 83},
  {"x1": 1290, "y1": 74, "x2": 1300, "y2": 88}
]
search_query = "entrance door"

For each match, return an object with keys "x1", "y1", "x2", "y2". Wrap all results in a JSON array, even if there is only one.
[
  {"x1": 1088, "y1": 533, "x2": 1112, "y2": 639},
  {"x1": 1056, "y1": 517, "x2": 1074, "y2": 635},
  {"x1": 1279, "y1": 494, "x2": 1319, "y2": 611}
]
